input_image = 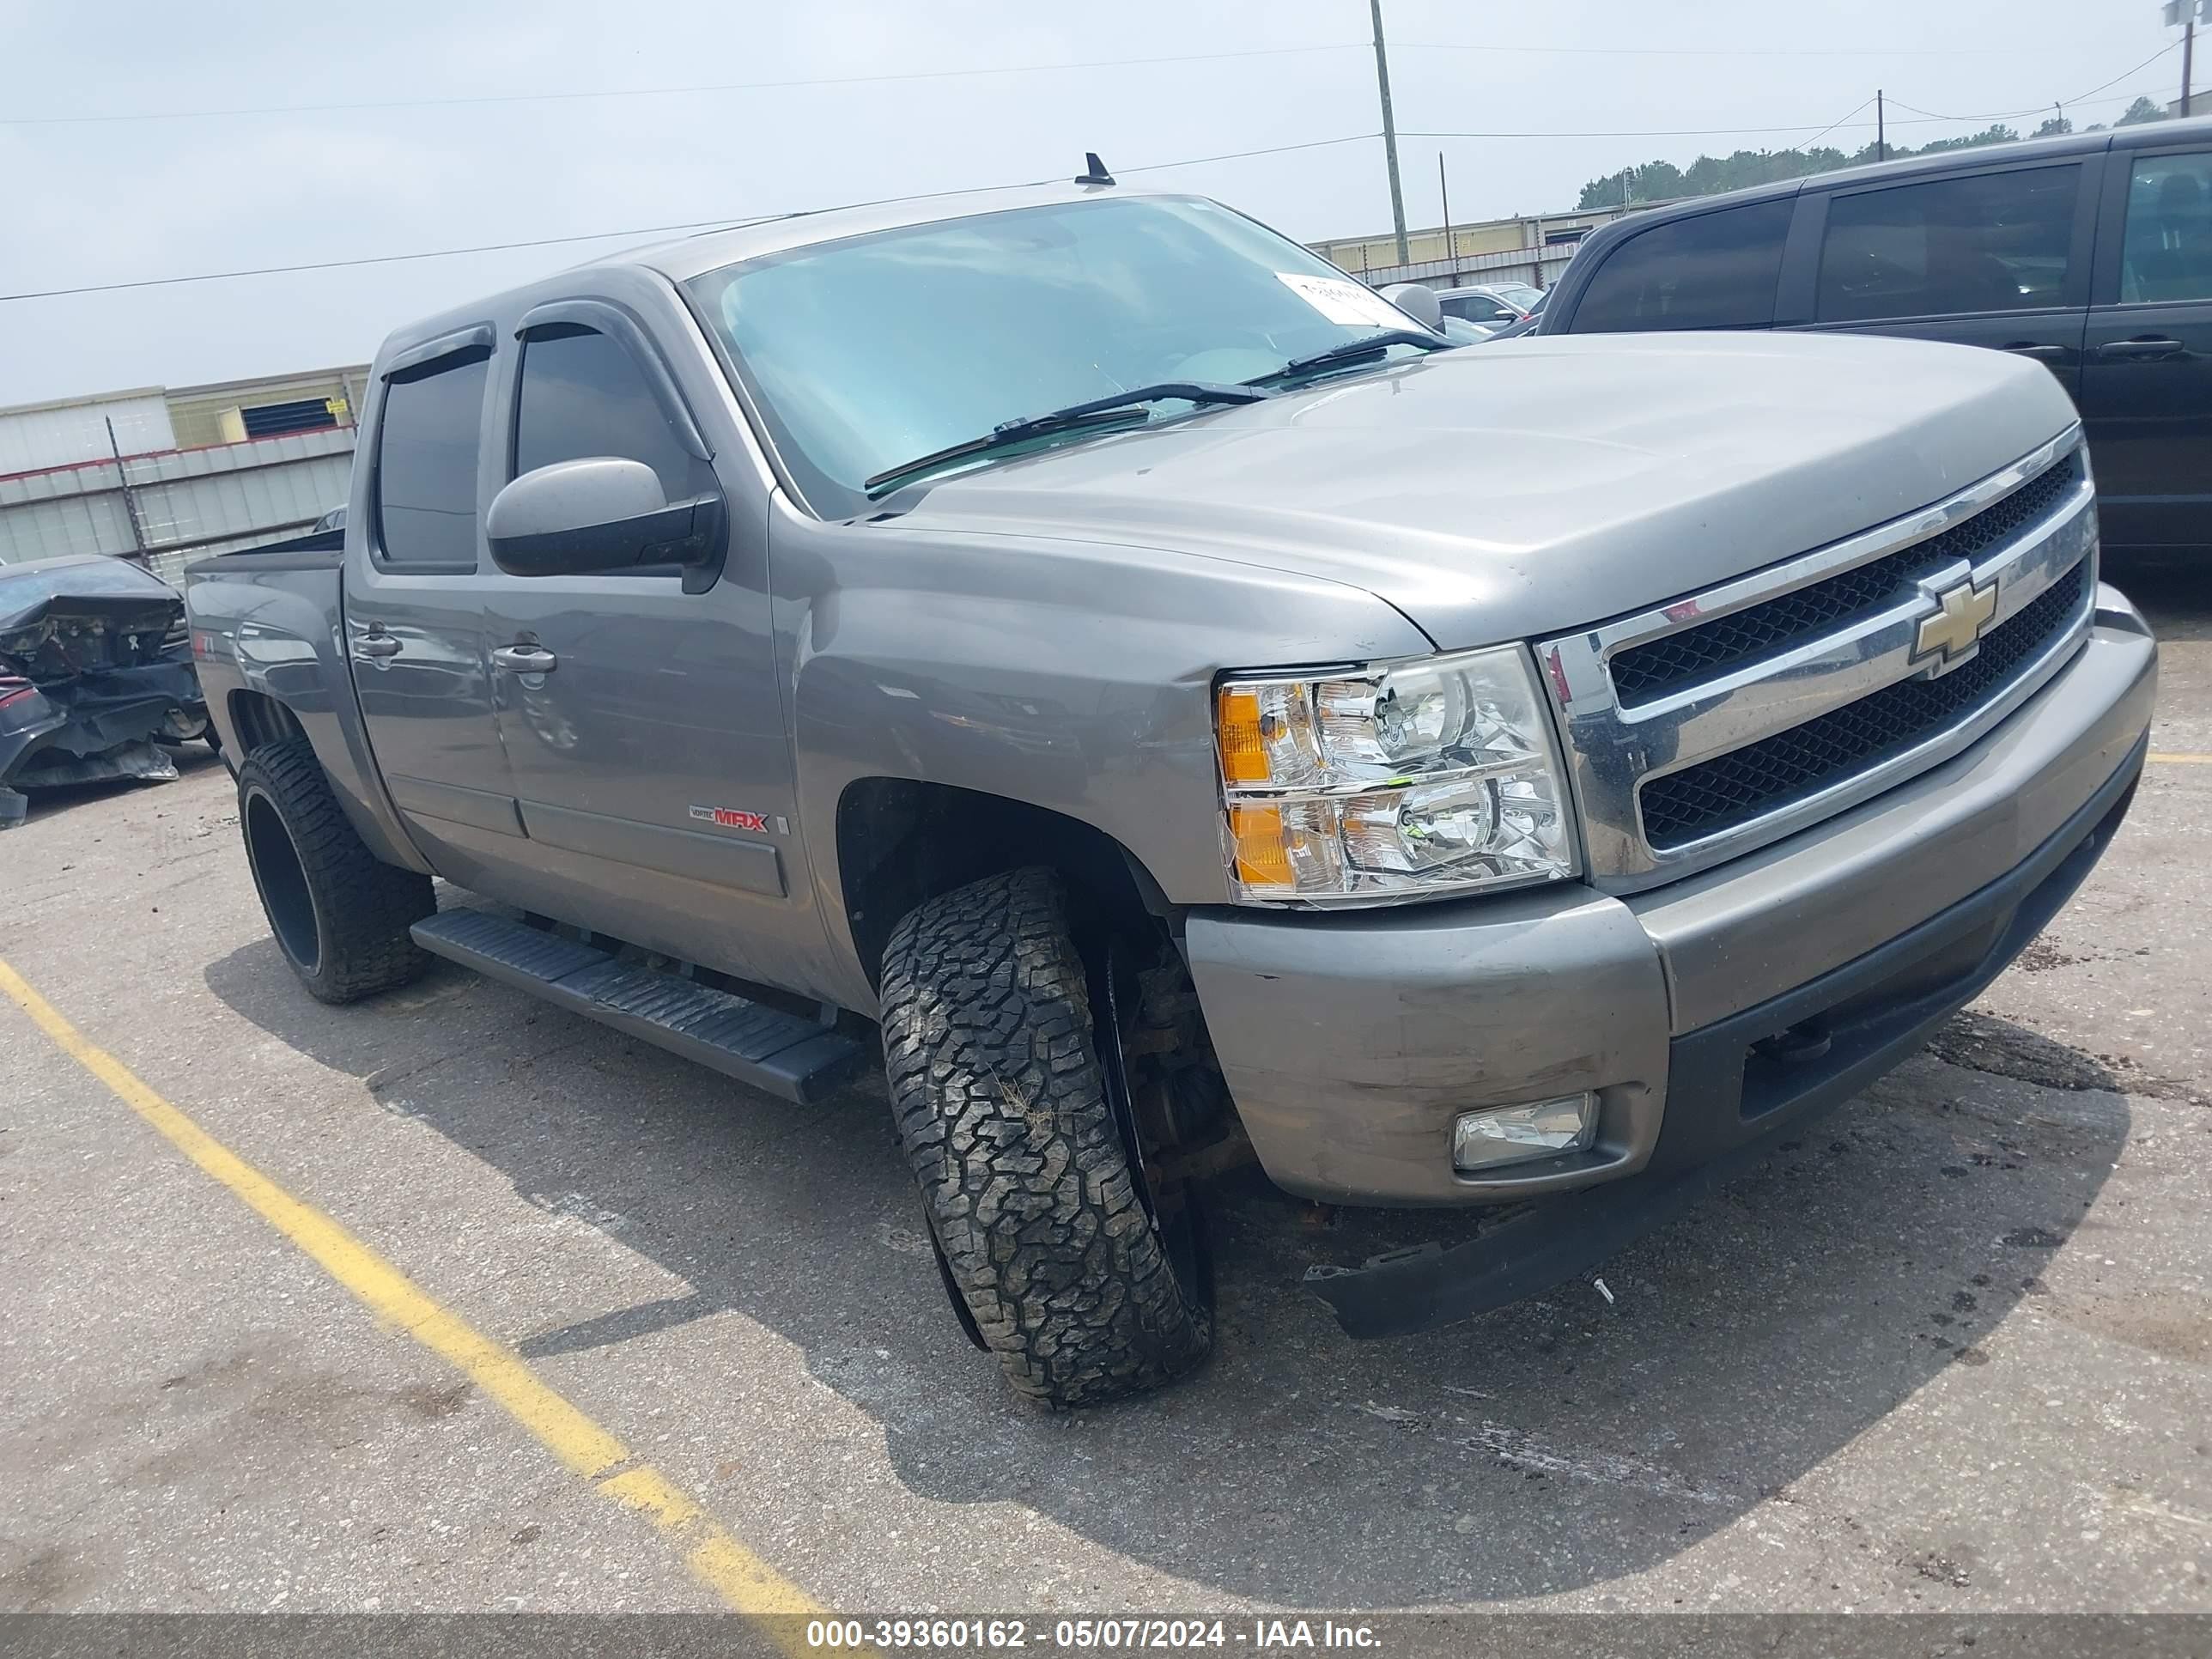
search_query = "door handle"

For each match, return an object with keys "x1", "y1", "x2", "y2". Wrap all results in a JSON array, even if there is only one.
[
  {"x1": 492, "y1": 644, "x2": 559, "y2": 674},
  {"x1": 355, "y1": 633, "x2": 401, "y2": 659},
  {"x1": 2000, "y1": 343, "x2": 2068, "y2": 361},
  {"x1": 2095, "y1": 337, "x2": 2184, "y2": 360}
]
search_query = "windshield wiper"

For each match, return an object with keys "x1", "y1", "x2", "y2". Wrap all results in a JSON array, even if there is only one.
[
  {"x1": 1245, "y1": 328, "x2": 1453, "y2": 387},
  {"x1": 863, "y1": 381, "x2": 1272, "y2": 496}
]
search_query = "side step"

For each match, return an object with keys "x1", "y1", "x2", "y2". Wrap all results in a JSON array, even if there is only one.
[{"x1": 410, "y1": 908, "x2": 865, "y2": 1104}]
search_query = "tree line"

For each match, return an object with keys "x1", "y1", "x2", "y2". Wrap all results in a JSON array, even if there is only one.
[{"x1": 1575, "y1": 96, "x2": 2174, "y2": 210}]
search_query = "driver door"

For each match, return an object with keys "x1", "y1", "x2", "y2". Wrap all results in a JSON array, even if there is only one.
[{"x1": 476, "y1": 302, "x2": 812, "y2": 992}]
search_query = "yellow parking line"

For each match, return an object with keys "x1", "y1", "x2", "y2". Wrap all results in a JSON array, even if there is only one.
[
  {"x1": 2148, "y1": 752, "x2": 2212, "y2": 765},
  {"x1": 0, "y1": 955, "x2": 826, "y2": 1634}
]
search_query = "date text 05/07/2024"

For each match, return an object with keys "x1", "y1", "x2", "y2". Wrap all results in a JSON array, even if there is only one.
[{"x1": 804, "y1": 1619, "x2": 1382, "y2": 1650}]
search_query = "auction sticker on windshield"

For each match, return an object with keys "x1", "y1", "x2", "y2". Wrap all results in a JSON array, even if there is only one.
[{"x1": 1274, "y1": 272, "x2": 1408, "y2": 330}]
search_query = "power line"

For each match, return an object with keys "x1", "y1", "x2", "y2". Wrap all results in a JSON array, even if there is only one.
[
  {"x1": 1399, "y1": 40, "x2": 2087, "y2": 59},
  {"x1": 2060, "y1": 39, "x2": 2184, "y2": 106},
  {"x1": 0, "y1": 43, "x2": 1364, "y2": 126},
  {"x1": 1405, "y1": 121, "x2": 1888, "y2": 139},
  {"x1": 1402, "y1": 85, "x2": 2166, "y2": 143},
  {"x1": 0, "y1": 35, "x2": 2145, "y2": 130},
  {"x1": 0, "y1": 136, "x2": 1383, "y2": 304},
  {"x1": 1, "y1": 36, "x2": 2186, "y2": 302},
  {"x1": 1115, "y1": 134, "x2": 1382, "y2": 175},
  {"x1": 1791, "y1": 97, "x2": 1877, "y2": 154},
  {"x1": 1883, "y1": 40, "x2": 2183, "y2": 123}
]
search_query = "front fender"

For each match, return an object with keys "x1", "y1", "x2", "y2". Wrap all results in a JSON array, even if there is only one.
[{"x1": 775, "y1": 502, "x2": 1433, "y2": 1010}]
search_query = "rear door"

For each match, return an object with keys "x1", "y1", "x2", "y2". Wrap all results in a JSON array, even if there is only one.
[
  {"x1": 2079, "y1": 142, "x2": 2212, "y2": 554},
  {"x1": 1795, "y1": 158, "x2": 2096, "y2": 397},
  {"x1": 344, "y1": 330, "x2": 520, "y2": 884},
  {"x1": 477, "y1": 298, "x2": 810, "y2": 988}
]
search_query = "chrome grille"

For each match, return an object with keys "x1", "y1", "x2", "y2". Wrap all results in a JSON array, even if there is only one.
[
  {"x1": 1611, "y1": 450, "x2": 2087, "y2": 707},
  {"x1": 1538, "y1": 428, "x2": 2099, "y2": 893},
  {"x1": 1639, "y1": 561, "x2": 2087, "y2": 848}
]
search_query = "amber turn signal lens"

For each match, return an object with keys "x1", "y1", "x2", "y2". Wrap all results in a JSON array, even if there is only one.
[
  {"x1": 1228, "y1": 803, "x2": 1291, "y2": 887},
  {"x1": 1216, "y1": 687, "x2": 1271, "y2": 786}
]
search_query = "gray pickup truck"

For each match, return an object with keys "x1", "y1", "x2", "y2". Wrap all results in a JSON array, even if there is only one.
[{"x1": 184, "y1": 177, "x2": 2156, "y2": 1408}]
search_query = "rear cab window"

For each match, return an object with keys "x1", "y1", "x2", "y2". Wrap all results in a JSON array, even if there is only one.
[
  {"x1": 1569, "y1": 199, "x2": 1794, "y2": 331},
  {"x1": 373, "y1": 349, "x2": 490, "y2": 570},
  {"x1": 1815, "y1": 165, "x2": 2081, "y2": 322}
]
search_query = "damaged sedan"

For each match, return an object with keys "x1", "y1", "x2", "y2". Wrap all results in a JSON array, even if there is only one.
[{"x1": 0, "y1": 555, "x2": 210, "y2": 829}]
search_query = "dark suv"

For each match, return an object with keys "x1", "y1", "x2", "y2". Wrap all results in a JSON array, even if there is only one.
[{"x1": 1535, "y1": 116, "x2": 2212, "y2": 558}]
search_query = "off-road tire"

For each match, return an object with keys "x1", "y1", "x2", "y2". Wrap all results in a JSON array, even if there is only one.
[
  {"x1": 237, "y1": 738, "x2": 434, "y2": 1005},
  {"x1": 881, "y1": 867, "x2": 1212, "y2": 1407}
]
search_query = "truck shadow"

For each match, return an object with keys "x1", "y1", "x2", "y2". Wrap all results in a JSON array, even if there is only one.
[{"x1": 203, "y1": 940, "x2": 2124, "y2": 1607}]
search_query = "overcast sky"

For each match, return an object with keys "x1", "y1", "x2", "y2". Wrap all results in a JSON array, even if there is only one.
[{"x1": 0, "y1": 0, "x2": 2185, "y2": 406}]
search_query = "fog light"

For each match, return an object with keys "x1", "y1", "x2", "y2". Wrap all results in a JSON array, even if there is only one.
[{"x1": 1452, "y1": 1093, "x2": 1598, "y2": 1172}]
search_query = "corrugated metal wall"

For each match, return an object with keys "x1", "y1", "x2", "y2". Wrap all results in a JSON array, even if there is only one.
[
  {"x1": 1308, "y1": 207, "x2": 1625, "y2": 285},
  {"x1": 1342, "y1": 242, "x2": 1588, "y2": 292},
  {"x1": 0, "y1": 426, "x2": 356, "y2": 584},
  {"x1": 0, "y1": 392, "x2": 178, "y2": 474}
]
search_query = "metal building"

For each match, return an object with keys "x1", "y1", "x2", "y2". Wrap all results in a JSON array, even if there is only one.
[
  {"x1": 0, "y1": 366, "x2": 368, "y2": 584},
  {"x1": 1310, "y1": 204, "x2": 1630, "y2": 290}
]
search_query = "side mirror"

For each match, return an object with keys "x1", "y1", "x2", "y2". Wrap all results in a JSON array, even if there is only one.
[
  {"x1": 1380, "y1": 283, "x2": 1444, "y2": 332},
  {"x1": 485, "y1": 457, "x2": 723, "y2": 579}
]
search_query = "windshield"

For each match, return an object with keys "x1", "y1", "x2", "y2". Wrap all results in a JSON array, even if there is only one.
[
  {"x1": 1491, "y1": 283, "x2": 1544, "y2": 309},
  {"x1": 687, "y1": 194, "x2": 1424, "y2": 514}
]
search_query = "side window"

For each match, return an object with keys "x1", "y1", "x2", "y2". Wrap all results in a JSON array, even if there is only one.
[
  {"x1": 514, "y1": 325, "x2": 708, "y2": 499},
  {"x1": 374, "y1": 349, "x2": 489, "y2": 568},
  {"x1": 2118, "y1": 150, "x2": 2212, "y2": 303},
  {"x1": 1816, "y1": 165, "x2": 2080, "y2": 322},
  {"x1": 1441, "y1": 294, "x2": 1510, "y2": 324},
  {"x1": 1571, "y1": 199, "x2": 1793, "y2": 332}
]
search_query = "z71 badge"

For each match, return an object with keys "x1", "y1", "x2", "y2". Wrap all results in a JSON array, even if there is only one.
[{"x1": 689, "y1": 805, "x2": 776, "y2": 835}]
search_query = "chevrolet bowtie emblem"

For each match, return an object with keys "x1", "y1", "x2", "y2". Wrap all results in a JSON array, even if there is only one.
[{"x1": 1912, "y1": 573, "x2": 2000, "y2": 675}]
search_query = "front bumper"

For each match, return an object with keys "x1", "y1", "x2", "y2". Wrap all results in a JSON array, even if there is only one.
[{"x1": 1183, "y1": 586, "x2": 2156, "y2": 1332}]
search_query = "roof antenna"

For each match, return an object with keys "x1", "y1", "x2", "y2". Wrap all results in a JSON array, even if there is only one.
[{"x1": 1074, "y1": 151, "x2": 1115, "y2": 186}]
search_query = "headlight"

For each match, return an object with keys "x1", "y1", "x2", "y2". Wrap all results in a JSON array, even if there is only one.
[{"x1": 1214, "y1": 645, "x2": 1578, "y2": 903}]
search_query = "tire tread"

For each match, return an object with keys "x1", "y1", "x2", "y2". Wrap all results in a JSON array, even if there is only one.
[
  {"x1": 238, "y1": 738, "x2": 433, "y2": 1005},
  {"x1": 881, "y1": 867, "x2": 1209, "y2": 1407}
]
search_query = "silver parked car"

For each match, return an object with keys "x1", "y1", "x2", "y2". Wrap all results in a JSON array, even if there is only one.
[{"x1": 1433, "y1": 280, "x2": 1546, "y2": 326}]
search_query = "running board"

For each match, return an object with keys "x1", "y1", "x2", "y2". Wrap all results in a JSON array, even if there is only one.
[{"x1": 410, "y1": 908, "x2": 864, "y2": 1104}]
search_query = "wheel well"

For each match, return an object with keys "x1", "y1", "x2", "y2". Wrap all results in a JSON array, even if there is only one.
[
  {"x1": 227, "y1": 690, "x2": 307, "y2": 753},
  {"x1": 836, "y1": 778, "x2": 1173, "y2": 994}
]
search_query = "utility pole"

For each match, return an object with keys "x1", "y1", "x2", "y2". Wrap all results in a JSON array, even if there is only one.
[
  {"x1": 105, "y1": 416, "x2": 149, "y2": 565},
  {"x1": 2168, "y1": 0, "x2": 2200, "y2": 116},
  {"x1": 1370, "y1": 0, "x2": 1409, "y2": 264},
  {"x1": 1876, "y1": 89, "x2": 1886, "y2": 163},
  {"x1": 1438, "y1": 152, "x2": 1460, "y2": 283}
]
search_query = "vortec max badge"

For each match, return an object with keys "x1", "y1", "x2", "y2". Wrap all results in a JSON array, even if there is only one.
[{"x1": 689, "y1": 805, "x2": 776, "y2": 835}]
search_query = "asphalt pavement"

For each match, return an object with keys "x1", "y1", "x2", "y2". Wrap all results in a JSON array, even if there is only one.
[{"x1": 2, "y1": 568, "x2": 2208, "y2": 1619}]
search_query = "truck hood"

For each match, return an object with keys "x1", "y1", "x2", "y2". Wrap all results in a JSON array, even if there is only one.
[{"x1": 889, "y1": 331, "x2": 2079, "y2": 649}]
